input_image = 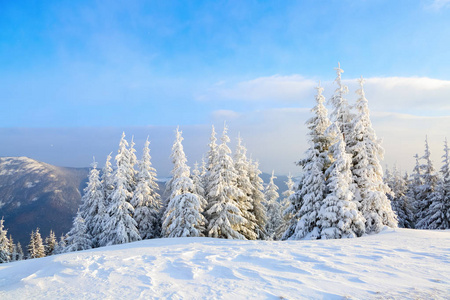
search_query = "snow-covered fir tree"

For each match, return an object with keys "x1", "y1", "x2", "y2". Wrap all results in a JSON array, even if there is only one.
[
  {"x1": 416, "y1": 136, "x2": 440, "y2": 229},
  {"x1": 128, "y1": 136, "x2": 138, "y2": 191},
  {"x1": 248, "y1": 159, "x2": 268, "y2": 240},
  {"x1": 192, "y1": 162, "x2": 206, "y2": 200},
  {"x1": 286, "y1": 83, "x2": 332, "y2": 240},
  {"x1": 54, "y1": 234, "x2": 67, "y2": 255},
  {"x1": 233, "y1": 135, "x2": 258, "y2": 240},
  {"x1": 401, "y1": 172, "x2": 416, "y2": 228},
  {"x1": 348, "y1": 77, "x2": 397, "y2": 233},
  {"x1": 14, "y1": 242, "x2": 24, "y2": 261},
  {"x1": 162, "y1": 128, "x2": 206, "y2": 238},
  {"x1": 8, "y1": 235, "x2": 15, "y2": 262},
  {"x1": 276, "y1": 173, "x2": 295, "y2": 240},
  {"x1": 204, "y1": 126, "x2": 219, "y2": 207},
  {"x1": 205, "y1": 125, "x2": 247, "y2": 239},
  {"x1": 199, "y1": 158, "x2": 208, "y2": 197},
  {"x1": 96, "y1": 153, "x2": 115, "y2": 246},
  {"x1": 282, "y1": 176, "x2": 304, "y2": 240},
  {"x1": 0, "y1": 219, "x2": 10, "y2": 263},
  {"x1": 386, "y1": 166, "x2": 414, "y2": 229},
  {"x1": 264, "y1": 171, "x2": 282, "y2": 240},
  {"x1": 27, "y1": 231, "x2": 35, "y2": 259},
  {"x1": 406, "y1": 154, "x2": 423, "y2": 227},
  {"x1": 329, "y1": 63, "x2": 352, "y2": 146},
  {"x1": 100, "y1": 133, "x2": 141, "y2": 246},
  {"x1": 131, "y1": 138, "x2": 162, "y2": 239},
  {"x1": 28, "y1": 228, "x2": 45, "y2": 259},
  {"x1": 281, "y1": 173, "x2": 295, "y2": 217},
  {"x1": 318, "y1": 126, "x2": 365, "y2": 239},
  {"x1": 44, "y1": 230, "x2": 57, "y2": 256},
  {"x1": 425, "y1": 138, "x2": 450, "y2": 229},
  {"x1": 102, "y1": 152, "x2": 114, "y2": 201},
  {"x1": 34, "y1": 229, "x2": 46, "y2": 258},
  {"x1": 65, "y1": 211, "x2": 93, "y2": 252},
  {"x1": 79, "y1": 159, "x2": 105, "y2": 247}
]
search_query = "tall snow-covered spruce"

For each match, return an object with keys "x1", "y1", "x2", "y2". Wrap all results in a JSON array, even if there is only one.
[
  {"x1": 424, "y1": 138, "x2": 450, "y2": 229},
  {"x1": 264, "y1": 171, "x2": 282, "y2": 240},
  {"x1": 162, "y1": 128, "x2": 206, "y2": 238},
  {"x1": 100, "y1": 132, "x2": 141, "y2": 246},
  {"x1": 101, "y1": 153, "x2": 114, "y2": 205},
  {"x1": 247, "y1": 159, "x2": 268, "y2": 240},
  {"x1": 234, "y1": 135, "x2": 258, "y2": 240},
  {"x1": 285, "y1": 83, "x2": 332, "y2": 240},
  {"x1": 348, "y1": 77, "x2": 397, "y2": 233},
  {"x1": 79, "y1": 159, "x2": 105, "y2": 247},
  {"x1": 416, "y1": 136, "x2": 440, "y2": 229},
  {"x1": 205, "y1": 125, "x2": 247, "y2": 239},
  {"x1": 318, "y1": 126, "x2": 365, "y2": 239},
  {"x1": 65, "y1": 211, "x2": 93, "y2": 252},
  {"x1": 276, "y1": 173, "x2": 295, "y2": 240},
  {"x1": 329, "y1": 63, "x2": 352, "y2": 146},
  {"x1": 204, "y1": 126, "x2": 219, "y2": 210},
  {"x1": 28, "y1": 228, "x2": 45, "y2": 259},
  {"x1": 406, "y1": 154, "x2": 423, "y2": 226},
  {"x1": 7, "y1": 235, "x2": 15, "y2": 262},
  {"x1": 192, "y1": 162, "x2": 206, "y2": 200},
  {"x1": 131, "y1": 138, "x2": 162, "y2": 239},
  {"x1": 386, "y1": 166, "x2": 414, "y2": 229},
  {"x1": 44, "y1": 230, "x2": 57, "y2": 256}
]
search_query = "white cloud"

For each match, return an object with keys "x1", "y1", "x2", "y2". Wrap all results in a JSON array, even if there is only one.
[
  {"x1": 211, "y1": 110, "x2": 241, "y2": 120},
  {"x1": 202, "y1": 74, "x2": 450, "y2": 116},
  {"x1": 427, "y1": 0, "x2": 450, "y2": 10},
  {"x1": 198, "y1": 74, "x2": 450, "y2": 174},
  {"x1": 344, "y1": 77, "x2": 450, "y2": 115},
  {"x1": 199, "y1": 75, "x2": 317, "y2": 103}
]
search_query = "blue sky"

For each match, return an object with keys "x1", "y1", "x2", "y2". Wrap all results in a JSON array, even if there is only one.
[{"x1": 0, "y1": 0, "x2": 449, "y2": 175}]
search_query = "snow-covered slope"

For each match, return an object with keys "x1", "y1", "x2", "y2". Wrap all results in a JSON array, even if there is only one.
[{"x1": 1, "y1": 228, "x2": 449, "y2": 299}]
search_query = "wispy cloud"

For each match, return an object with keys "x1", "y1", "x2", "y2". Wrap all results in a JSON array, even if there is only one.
[
  {"x1": 427, "y1": 0, "x2": 450, "y2": 10},
  {"x1": 201, "y1": 74, "x2": 450, "y2": 116},
  {"x1": 211, "y1": 110, "x2": 241, "y2": 120},
  {"x1": 199, "y1": 75, "x2": 317, "y2": 103},
  {"x1": 344, "y1": 77, "x2": 450, "y2": 115}
]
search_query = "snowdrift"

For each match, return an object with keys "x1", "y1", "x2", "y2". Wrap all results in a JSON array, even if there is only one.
[{"x1": 1, "y1": 228, "x2": 449, "y2": 299}]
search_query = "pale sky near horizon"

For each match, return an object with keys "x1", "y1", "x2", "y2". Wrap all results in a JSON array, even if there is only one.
[{"x1": 0, "y1": 0, "x2": 449, "y2": 177}]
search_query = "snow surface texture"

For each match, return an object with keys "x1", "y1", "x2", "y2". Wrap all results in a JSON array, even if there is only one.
[{"x1": 1, "y1": 228, "x2": 449, "y2": 299}]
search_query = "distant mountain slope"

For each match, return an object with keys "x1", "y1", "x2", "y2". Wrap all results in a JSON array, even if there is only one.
[{"x1": 0, "y1": 157, "x2": 89, "y2": 248}]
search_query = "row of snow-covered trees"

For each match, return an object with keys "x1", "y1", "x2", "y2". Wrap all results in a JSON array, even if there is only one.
[
  {"x1": 385, "y1": 137, "x2": 450, "y2": 230},
  {"x1": 61, "y1": 63, "x2": 402, "y2": 253},
  {"x1": 0, "y1": 218, "x2": 59, "y2": 263},
  {"x1": 59, "y1": 123, "x2": 295, "y2": 253},
  {"x1": 282, "y1": 64, "x2": 398, "y2": 240}
]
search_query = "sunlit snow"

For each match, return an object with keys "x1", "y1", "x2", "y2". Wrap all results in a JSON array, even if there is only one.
[{"x1": 0, "y1": 228, "x2": 449, "y2": 299}]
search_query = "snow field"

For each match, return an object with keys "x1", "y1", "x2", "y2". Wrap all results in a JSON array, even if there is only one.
[{"x1": 0, "y1": 228, "x2": 449, "y2": 299}]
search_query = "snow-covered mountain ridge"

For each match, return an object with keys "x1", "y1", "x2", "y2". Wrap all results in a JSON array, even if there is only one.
[
  {"x1": 0, "y1": 157, "x2": 89, "y2": 248},
  {"x1": 1, "y1": 228, "x2": 449, "y2": 299}
]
